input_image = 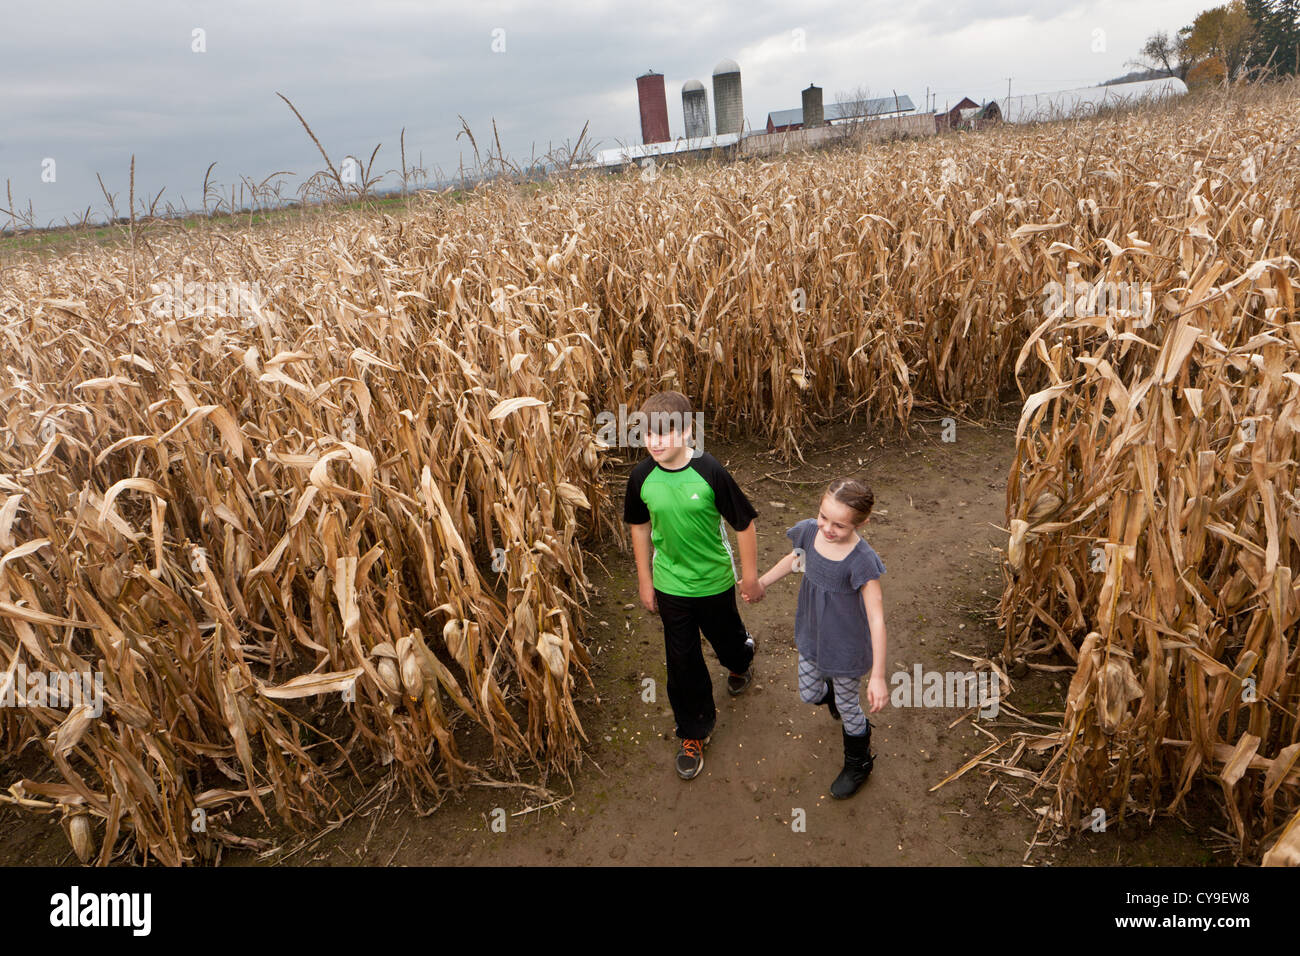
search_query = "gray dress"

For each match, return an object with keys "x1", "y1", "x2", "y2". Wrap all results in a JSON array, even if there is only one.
[{"x1": 785, "y1": 518, "x2": 886, "y2": 678}]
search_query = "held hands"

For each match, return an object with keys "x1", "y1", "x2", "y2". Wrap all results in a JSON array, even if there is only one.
[{"x1": 740, "y1": 577, "x2": 766, "y2": 604}]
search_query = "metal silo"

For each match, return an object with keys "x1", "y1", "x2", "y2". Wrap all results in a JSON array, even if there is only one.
[
  {"x1": 802, "y1": 84, "x2": 824, "y2": 129},
  {"x1": 712, "y1": 58, "x2": 744, "y2": 135},
  {"x1": 682, "y1": 79, "x2": 710, "y2": 139},
  {"x1": 636, "y1": 70, "x2": 670, "y2": 145}
]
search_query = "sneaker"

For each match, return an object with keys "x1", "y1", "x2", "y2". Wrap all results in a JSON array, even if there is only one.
[
  {"x1": 675, "y1": 737, "x2": 708, "y2": 779},
  {"x1": 728, "y1": 631, "x2": 756, "y2": 696}
]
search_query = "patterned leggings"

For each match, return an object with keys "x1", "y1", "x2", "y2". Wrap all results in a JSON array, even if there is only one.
[{"x1": 798, "y1": 655, "x2": 869, "y2": 736}]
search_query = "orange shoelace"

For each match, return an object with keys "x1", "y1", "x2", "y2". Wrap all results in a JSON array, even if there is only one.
[{"x1": 682, "y1": 738, "x2": 704, "y2": 759}]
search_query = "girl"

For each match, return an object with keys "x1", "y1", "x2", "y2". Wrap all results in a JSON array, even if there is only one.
[{"x1": 758, "y1": 478, "x2": 888, "y2": 798}]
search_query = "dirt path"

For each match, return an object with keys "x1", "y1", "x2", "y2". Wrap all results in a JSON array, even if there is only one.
[
  {"x1": 236, "y1": 411, "x2": 1218, "y2": 866},
  {"x1": 2, "y1": 411, "x2": 1219, "y2": 866}
]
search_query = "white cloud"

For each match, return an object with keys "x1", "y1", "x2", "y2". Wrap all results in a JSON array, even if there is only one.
[{"x1": 1, "y1": 0, "x2": 1216, "y2": 223}]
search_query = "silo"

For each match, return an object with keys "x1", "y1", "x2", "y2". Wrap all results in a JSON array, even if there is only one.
[
  {"x1": 712, "y1": 58, "x2": 744, "y2": 135},
  {"x1": 682, "y1": 79, "x2": 710, "y2": 139},
  {"x1": 802, "y1": 84, "x2": 824, "y2": 129},
  {"x1": 636, "y1": 70, "x2": 670, "y2": 145}
]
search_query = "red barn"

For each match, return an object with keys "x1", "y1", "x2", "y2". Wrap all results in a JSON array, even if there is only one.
[{"x1": 935, "y1": 97, "x2": 978, "y2": 132}]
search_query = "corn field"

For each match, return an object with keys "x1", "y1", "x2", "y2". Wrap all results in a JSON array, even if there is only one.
[
  {"x1": 1, "y1": 80, "x2": 1298, "y2": 864},
  {"x1": 998, "y1": 103, "x2": 1300, "y2": 861}
]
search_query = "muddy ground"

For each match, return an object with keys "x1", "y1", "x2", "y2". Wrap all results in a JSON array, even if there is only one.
[{"x1": 0, "y1": 407, "x2": 1226, "y2": 866}]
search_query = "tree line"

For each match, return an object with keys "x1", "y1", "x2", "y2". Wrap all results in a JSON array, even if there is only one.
[{"x1": 1136, "y1": 0, "x2": 1300, "y2": 83}]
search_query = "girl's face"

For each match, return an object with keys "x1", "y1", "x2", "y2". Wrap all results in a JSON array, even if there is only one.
[{"x1": 817, "y1": 494, "x2": 865, "y2": 543}]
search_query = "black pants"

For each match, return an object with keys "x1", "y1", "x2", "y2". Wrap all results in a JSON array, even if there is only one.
[{"x1": 655, "y1": 585, "x2": 755, "y2": 740}]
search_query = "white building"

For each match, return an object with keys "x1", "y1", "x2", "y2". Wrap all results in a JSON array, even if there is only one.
[
  {"x1": 579, "y1": 133, "x2": 742, "y2": 169},
  {"x1": 997, "y1": 76, "x2": 1188, "y2": 124}
]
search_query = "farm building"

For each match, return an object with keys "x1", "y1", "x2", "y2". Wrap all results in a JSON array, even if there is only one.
[
  {"x1": 956, "y1": 101, "x2": 1001, "y2": 130},
  {"x1": 997, "y1": 76, "x2": 1187, "y2": 124},
  {"x1": 935, "y1": 97, "x2": 978, "y2": 132},
  {"x1": 765, "y1": 94, "x2": 916, "y2": 132},
  {"x1": 581, "y1": 133, "x2": 742, "y2": 170},
  {"x1": 742, "y1": 112, "x2": 935, "y2": 156},
  {"x1": 636, "y1": 70, "x2": 671, "y2": 145}
]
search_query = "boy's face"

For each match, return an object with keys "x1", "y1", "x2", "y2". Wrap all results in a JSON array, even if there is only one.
[
  {"x1": 817, "y1": 494, "x2": 866, "y2": 543},
  {"x1": 646, "y1": 423, "x2": 690, "y2": 463}
]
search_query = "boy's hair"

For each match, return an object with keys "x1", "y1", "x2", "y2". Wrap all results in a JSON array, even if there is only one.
[
  {"x1": 640, "y1": 390, "x2": 693, "y2": 436},
  {"x1": 827, "y1": 478, "x2": 874, "y2": 524}
]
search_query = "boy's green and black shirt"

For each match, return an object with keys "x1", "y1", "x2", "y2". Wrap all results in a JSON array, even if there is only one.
[{"x1": 623, "y1": 451, "x2": 758, "y2": 597}]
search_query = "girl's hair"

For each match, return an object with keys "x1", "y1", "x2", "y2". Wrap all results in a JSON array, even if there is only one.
[{"x1": 826, "y1": 478, "x2": 874, "y2": 524}]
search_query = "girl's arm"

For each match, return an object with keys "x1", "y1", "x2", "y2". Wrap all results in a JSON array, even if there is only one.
[
  {"x1": 758, "y1": 550, "x2": 799, "y2": 590},
  {"x1": 862, "y1": 579, "x2": 888, "y2": 713},
  {"x1": 736, "y1": 522, "x2": 763, "y2": 602}
]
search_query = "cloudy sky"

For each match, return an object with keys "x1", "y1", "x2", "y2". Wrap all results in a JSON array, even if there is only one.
[{"x1": 1, "y1": 0, "x2": 1212, "y2": 227}]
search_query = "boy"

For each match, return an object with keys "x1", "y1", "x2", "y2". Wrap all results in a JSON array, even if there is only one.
[{"x1": 622, "y1": 390, "x2": 764, "y2": 780}]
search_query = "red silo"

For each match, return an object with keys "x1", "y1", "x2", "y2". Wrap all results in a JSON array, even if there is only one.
[{"x1": 637, "y1": 70, "x2": 670, "y2": 145}]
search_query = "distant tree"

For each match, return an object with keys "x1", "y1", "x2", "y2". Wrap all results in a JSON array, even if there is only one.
[
  {"x1": 1133, "y1": 27, "x2": 1197, "y2": 79},
  {"x1": 1275, "y1": 0, "x2": 1300, "y2": 73},
  {"x1": 1244, "y1": 0, "x2": 1278, "y2": 70},
  {"x1": 1187, "y1": 55, "x2": 1230, "y2": 89},
  {"x1": 1101, "y1": 67, "x2": 1169, "y2": 84},
  {"x1": 1187, "y1": 2, "x2": 1257, "y2": 79},
  {"x1": 1243, "y1": 0, "x2": 1300, "y2": 74},
  {"x1": 833, "y1": 84, "x2": 875, "y2": 129}
]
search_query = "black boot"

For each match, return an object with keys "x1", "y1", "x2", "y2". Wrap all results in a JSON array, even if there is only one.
[
  {"x1": 830, "y1": 724, "x2": 874, "y2": 799},
  {"x1": 815, "y1": 680, "x2": 841, "y2": 721}
]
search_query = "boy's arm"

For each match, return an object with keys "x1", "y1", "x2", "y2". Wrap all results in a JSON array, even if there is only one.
[
  {"x1": 630, "y1": 522, "x2": 656, "y2": 613},
  {"x1": 863, "y1": 579, "x2": 888, "y2": 712},
  {"x1": 623, "y1": 465, "x2": 655, "y2": 613}
]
